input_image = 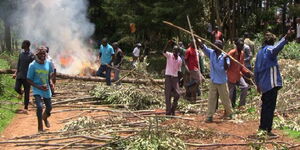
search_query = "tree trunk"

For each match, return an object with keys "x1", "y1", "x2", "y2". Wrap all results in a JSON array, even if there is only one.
[
  {"x1": 4, "y1": 19, "x2": 12, "y2": 53},
  {"x1": 0, "y1": 69, "x2": 164, "y2": 85},
  {"x1": 282, "y1": 3, "x2": 287, "y2": 33}
]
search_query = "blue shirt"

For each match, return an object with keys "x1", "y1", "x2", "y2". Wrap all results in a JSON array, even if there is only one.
[
  {"x1": 27, "y1": 60, "x2": 53, "y2": 98},
  {"x1": 99, "y1": 44, "x2": 114, "y2": 65},
  {"x1": 202, "y1": 45, "x2": 230, "y2": 84},
  {"x1": 254, "y1": 38, "x2": 287, "y2": 93}
]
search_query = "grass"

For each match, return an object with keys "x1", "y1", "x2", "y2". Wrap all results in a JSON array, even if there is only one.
[
  {"x1": 0, "y1": 58, "x2": 20, "y2": 133},
  {"x1": 283, "y1": 127, "x2": 300, "y2": 141}
]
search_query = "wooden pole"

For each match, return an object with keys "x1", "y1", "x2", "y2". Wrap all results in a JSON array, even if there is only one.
[
  {"x1": 163, "y1": 20, "x2": 257, "y2": 89},
  {"x1": 0, "y1": 69, "x2": 164, "y2": 85}
]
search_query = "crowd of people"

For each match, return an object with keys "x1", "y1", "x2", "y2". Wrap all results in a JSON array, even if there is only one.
[
  {"x1": 14, "y1": 27, "x2": 294, "y2": 138},
  {"x1": 161, "y1": 28, "x2": 294, "y2": 139}
]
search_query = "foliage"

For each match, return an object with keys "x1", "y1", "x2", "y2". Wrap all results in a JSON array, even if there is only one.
[
  {"x1": 0, "y1": 51, "x2": 19, "y2": 69},
  {"x1": 163, "y1": 121, "x2": 216, "y2": 140},
  {"x1": 273, "y1": 115, "x2": 300, "y2": 132},
  {"x1": 61, "y1": 116, "x2": 100, "y2": 136},
  {"x1": 147, "y1": 55, "x2": 165, "y2": 76},
  {"x1": 279, "y1": 41, "x2": 300, "y2": 60},
  {"x1": 0, "y1": 58, "x2": 20, "y2": 133},
  {"x1": 90, "y1": 84, "x2": 163, "y2": 110},
  {"x1": 103, "y1": 118, "x2": 186, "y2": 150}
]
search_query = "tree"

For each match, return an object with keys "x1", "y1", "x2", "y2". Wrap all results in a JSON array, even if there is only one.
[{"x1": 0, "y1": 0, "x2": 16, "y2": 53}]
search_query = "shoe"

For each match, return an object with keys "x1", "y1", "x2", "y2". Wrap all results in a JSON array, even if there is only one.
[
  {"x1": 43, "y1": 113, "x2": 50, "y2": 128},
  {"x1": 205, "y1": 117, "x2": 213, "y2": 123},
  {"x1": 267, "y1": 132, "x2": 279, "y2": 139}
]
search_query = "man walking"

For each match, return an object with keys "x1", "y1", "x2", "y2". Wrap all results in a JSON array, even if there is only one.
[
  {"x1": 254, "y1": 30, "x2": 293, "y2": 138},
  {"x1": 132, "y1": 43, "x2": 142, "y2": 66},
  {"x1": 163, "y1": 44, "x2": 182, "y2": 115},
  {"x1": 27, "y1": 47, "x2": 54, "y2": 132},
  {"x1": 96, "y1": 38, "x2": 115, "y2": 86},
  {"x1": 13, "y1": 40, "x2": 35, "y2": 111},
  {"x1": 112, "y1": 42, "x2": 123, "y2": 85}
]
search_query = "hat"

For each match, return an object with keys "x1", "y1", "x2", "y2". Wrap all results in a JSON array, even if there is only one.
[{"x1": 136, "y1": 43, "x2": 142, "y2": 47}]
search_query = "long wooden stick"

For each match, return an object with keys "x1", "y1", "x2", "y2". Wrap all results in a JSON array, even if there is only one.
[
  {"x1": 58, "y1": 139, "x2": 86, "y2": 150},
  {"x1": 186, "y1": 15, "x2": 205, "y2": 81},
  {"x1": 0, "y1": 135, "x2": 112, "y2": 144},
  {"x1": 52, "y1": 96, "x2": 94, "y2": 105},
  {"x1": 163, "y1": 21, "x2": 254, "y2": 76}
]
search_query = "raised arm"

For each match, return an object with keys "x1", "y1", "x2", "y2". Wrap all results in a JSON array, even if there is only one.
[{"x1": 268, "y1": 30, "x2": 294, "y2": 58}]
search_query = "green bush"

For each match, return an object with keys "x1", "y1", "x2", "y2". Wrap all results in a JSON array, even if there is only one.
[
  {"x1": 279, "y1": 41, "x2": 300, "y2": 60},
  {"x1": 147, "y1": 55, "x2": 165, "y2": 76}
]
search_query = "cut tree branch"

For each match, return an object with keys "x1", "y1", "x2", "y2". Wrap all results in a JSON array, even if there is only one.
[{"x1": 0, "y1": 69, "x2": 164, "y2": 85}]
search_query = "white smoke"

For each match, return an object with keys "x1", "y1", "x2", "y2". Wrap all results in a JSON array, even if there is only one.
[{"x1": 14, "y1": 0, "x2": 96, "y2": 75}]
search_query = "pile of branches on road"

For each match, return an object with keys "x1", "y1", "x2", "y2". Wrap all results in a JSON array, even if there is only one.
[{"x1": 90, "y1": 84, "x2": 164, "y2": 110}]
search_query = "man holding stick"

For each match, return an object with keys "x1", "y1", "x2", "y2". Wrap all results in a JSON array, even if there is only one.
[
  {"x1": 163, "y1": 42, "x2": 182, "y2": 115},
  {"x1": 227, "y1": 38, "x2": 251, "y2": 108},
  {"x1": 198, "y1": 39, "x2": 233, "y2": 123},
  {"x1": 254, "y1": 30, "x2": 294, "y2": 138},
  {"x1": 184, "y1": 41, "x2": 203, "y2": 103}
]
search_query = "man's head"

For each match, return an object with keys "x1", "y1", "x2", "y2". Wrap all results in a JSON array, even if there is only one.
[
  {"x1": 21, "y1": 40, "x2": 31, "y2": 50},
  {"x1": 263, "y1": 32, "x2": 276, "y2": 46},
  {"x1": 35, "y1": 46, "x2": 47, "y2": 63},
  {"x1": 173, "y1": 45, "x2": 180, "y2": 54},
  {"x1": 102, "y1": 38, "x2": 108, "y2": 46},
  {"x1": 136, "y1": 43, "x2": 142, "y2": 47},
  {"x1": 214, "y1": 40, "x2": 223, "y2": 53},
  {"x1": 214, "y1": 40, "x2": 223, "y2": 49},
  {"x1": 214, "y1": 26, "x2": 219, "y2": 31},
  {"x1": 235, "y1": 38, "x2": 244, "y2": 51},
  {"x1": 244, "y1": 32, "x2": 250, "y2": 38},
  {"x1": 178, "y1": 41, "x2": 183, "y2": 47},
  {"x1": 112, "y1": 42, "x2": 118, "y2": 49}
]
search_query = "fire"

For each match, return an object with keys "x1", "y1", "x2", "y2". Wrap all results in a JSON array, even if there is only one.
[
  {"x1": 59, "y1": 55, "x2": 73, "y2": 68},
  {"x1": 78, "y1": 61, "x2": 98, "y2": 76}
]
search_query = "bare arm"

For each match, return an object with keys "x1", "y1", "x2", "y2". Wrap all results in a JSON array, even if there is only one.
[{"x1": 27, "y1": 79, "x2": 48, "y2": 91}]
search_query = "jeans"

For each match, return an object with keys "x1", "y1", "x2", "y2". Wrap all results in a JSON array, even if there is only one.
[
  {"x1": 15, "y1": 79, "x2": 31, "y2": 109},
  {"x1": 96, "y1": 65, "x2": 111, "y2": 85},
  {"x1": 228, "y1": 77, "x2": 249, "y2": 108},
  {"x1": 34, "y1": 95, "x2": 52, "y2": 121}
]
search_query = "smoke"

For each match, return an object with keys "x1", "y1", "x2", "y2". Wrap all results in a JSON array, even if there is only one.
[{"x1": 14, "y1": 0, "x2": 96, "y2": 75}]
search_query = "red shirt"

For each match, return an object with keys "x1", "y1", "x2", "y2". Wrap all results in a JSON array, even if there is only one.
[
  {"x1": 185, "y1": 47, "x2": 199, "y2": 71},
  {"x1": 227, "y1": 49, "x2": 249, "y2": 83}
]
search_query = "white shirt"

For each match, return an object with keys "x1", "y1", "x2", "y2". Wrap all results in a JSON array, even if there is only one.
[
  {"x1": 163, "y1": 52, "x2": 182, "y2": 77},
  {"x1": 132, "y1": 47, "x2": 140, "y2": 57}
]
